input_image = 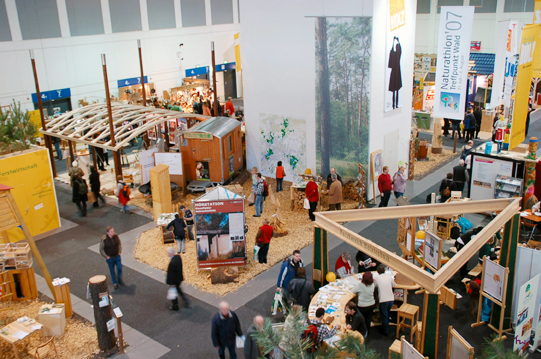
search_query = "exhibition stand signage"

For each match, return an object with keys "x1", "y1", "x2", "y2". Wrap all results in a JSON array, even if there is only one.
[
  {"x1": 433, "y1": 6, "x2": 474, "y2": 120},
  {"x1": 193, "y1": 187, "x2": 246, "y2": 269},
  {"x1": 384, "y1": 0, "x2": 406, "y2": 112},
  {"x1": 514, "y1": 274, "x2": 539, "y2": 354},
  {"x1": 447, "y1": 326, "x2": 474, "y2": 359}
]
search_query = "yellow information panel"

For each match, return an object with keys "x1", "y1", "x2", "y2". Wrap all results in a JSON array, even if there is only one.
[
  {"x1": 28, "y1": 110, "x2": 42, "y2": 138},
  {"x1": 510, "y1": 24, "x2": 540, "y2": 150},
  {"x1": 0, "y1": 148, "x2": 60, "y2": 241}
]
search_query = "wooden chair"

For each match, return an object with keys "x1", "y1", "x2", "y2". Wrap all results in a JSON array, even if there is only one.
[
  {"x1": 34, "y1": 336, "x2": 59, "y2": 359},
  {"x1": 396, "y1": 303, "x2": 419, "y2": 342},
  {"x1": 388, "y1": 339, "x2": 402, "y2": 358},
  {"x1": 520, "y1": 217, "x2": 537, "y2": 242},
  {"x1": 124, "y1": 174, "x2": 134, "y2": 187}
]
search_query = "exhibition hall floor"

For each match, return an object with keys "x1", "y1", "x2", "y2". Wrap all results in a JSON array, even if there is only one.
[{"x1": 31, "y1": 112, "x2": 541, "y2": 358}]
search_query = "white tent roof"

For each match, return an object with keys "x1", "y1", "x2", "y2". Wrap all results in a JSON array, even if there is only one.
[{"x1": 194, "y1": 186, "x2": 243, "y2": 201}]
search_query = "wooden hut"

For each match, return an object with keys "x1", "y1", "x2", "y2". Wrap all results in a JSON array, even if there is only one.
[{"x1": 180, "y1": 117, "x2": 243, "y2": 184}]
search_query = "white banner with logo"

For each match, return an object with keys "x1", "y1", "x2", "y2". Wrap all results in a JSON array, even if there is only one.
[
  {"x1": 490, "y1": 21, "x2": 511, "y2": 109},
  {"x1": 433, "y1": 6, "x2": 474, "y2": 120},
  {"x1": 502, "y1": 21, "x2": 519, "y2": 109},
  {"x1": 514, "y1": 274, "x2": 540, "y2": 355}
]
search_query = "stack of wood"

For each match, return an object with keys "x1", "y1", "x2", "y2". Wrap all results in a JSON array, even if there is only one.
[
  {"x1": 269, "y1": 196, "x2": 287, "y2": 236},
  {"x1": 343, "y1": 180, "x2": 362, "y2": 201},
  {"x1": 291, "y1": 189, "x2": 306, "y2": 211}
]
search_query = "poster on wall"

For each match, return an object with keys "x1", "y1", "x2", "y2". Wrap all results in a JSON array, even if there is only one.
[
  {"x1": 514, "y1": 274, "x2": 540, "y2": 354},
  {"x1": 483, "y1": 258, "x2": 506, "y2": 302},
  {"x1": 315, "y1": 16, "x2": 372, "y2": 180},
  {"x1": 423, "y1": 85, "x2": 435, "y2": 110},
  {"x1": 384, "y1": 0, "x2": 406, "y2": 112},
  {"x1": 433, "y1": 6, "x2": 474, "y2": 120},
  {"x1": 470, "y1": 156, "x2": 513, "y2": 201},
  {"x1": 196, "y1": 161, "x2": 210, "y2": 180},
  {"x1": 510, "y1": 24, "x2": 541, "y2": 150},
  {"x1": 194, "y1": 199, "x2": 246, "y2": 269},
  {"x1": 139, "y1": 148, "x2": 158, "y2": 184},
  {"x1": 424, "y1": 231, "x2": 442, "y2": 270}
]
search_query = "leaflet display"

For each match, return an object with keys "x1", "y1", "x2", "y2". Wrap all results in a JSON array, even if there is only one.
[{"x1": 483, "y1": 258, "x2": 506, "y2": 302}]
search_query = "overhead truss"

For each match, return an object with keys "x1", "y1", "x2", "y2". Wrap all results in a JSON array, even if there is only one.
[
  {"x1": 40, "y1": 103, "x2": 209, "y2": 151},
  {"x1": 314, "y1": 198, "x2": 520, "y2": 293}
]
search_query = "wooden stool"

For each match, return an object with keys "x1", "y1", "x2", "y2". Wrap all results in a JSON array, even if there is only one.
[
  {"x1": 396, "y1": 303, "x2": 419, "y2": 341},
  {"x1": 414, "y1": 321, "x2": 422, "y2": 351},
  {"x1": 388, "y1": 339, "x2": 402, "y2": 358}
]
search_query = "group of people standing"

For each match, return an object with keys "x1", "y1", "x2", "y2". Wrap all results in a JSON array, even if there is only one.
[{"x1": 443, "y1": 105, "x2": 482, "y2": 141}]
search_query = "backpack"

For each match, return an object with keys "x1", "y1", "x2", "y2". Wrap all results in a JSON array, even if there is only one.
[
  {"x1": 302, "y1": 322, "x2": 322, "y2": 353},
  {"x1": 263, "y1": 181, "x2": 269, "y2": 197},
  {"x1": 122, "y1": 185, "x2": 131, "y2": 198},
  {"x1": 442, "y1": 180, "x2": 451, "y2": 197},
  {"x1": 78, "y1": 179, "x2": 88, "y2": 195}
]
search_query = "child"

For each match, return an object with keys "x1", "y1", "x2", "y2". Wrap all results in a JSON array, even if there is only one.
[{"x1": 276, "y1": 161, "x2": 285, "y2": 192}]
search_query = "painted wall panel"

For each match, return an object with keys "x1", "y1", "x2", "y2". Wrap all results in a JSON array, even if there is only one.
[
  {"x1": 16, "y1": 0, "x2": 61, "y2": 40},
  {"x1": 181, "y1": 0, "x2": 206, "y2": 27},
  {"x1": 147, "y1": 0, "x2": 176, "y2": 30},
  {"x1": 211, "y1": 0, "x2": 233, "y2": 25},
  {"x1": 66, "y1": 0, "x2": 104, "y2": 37},
  {"x1": 109, "y1": 0, "x2": 142, "y2": 33}
]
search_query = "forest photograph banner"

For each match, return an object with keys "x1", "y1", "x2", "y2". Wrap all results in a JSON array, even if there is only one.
[
  {"x1": 315, "y1": 17, "x2": 372, "y2": 179},
  {"x1": 433, "y1": 6, "x2": 474, "y2": 120},
  {"x1": 384, "y1": 0, "x2": 406, "y2": 112}
]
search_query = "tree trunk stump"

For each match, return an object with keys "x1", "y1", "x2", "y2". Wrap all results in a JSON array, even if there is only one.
[{"x1": 89, "y1": 275, "x2": 116, "y2": 353}]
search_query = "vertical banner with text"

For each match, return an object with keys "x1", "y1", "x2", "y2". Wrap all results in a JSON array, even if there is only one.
[
  {"x1": 433, "y1": 6, "x2": 474, "y2": 120},
  {"x1": 510, "y1": 24, "x2": 540, "y2": 150},
  {"x1": 535, "y1": 0, "x2": 541, "y2": 24},
  {"x1": 384, "y1": 0, "x2": 406, "y2": 112},
  {"x1": 490, "y1": 21, "x2": 511, "y2": 109},
  {"x1": 503, "y1": 21, "x2": 519, "y2": 109}
]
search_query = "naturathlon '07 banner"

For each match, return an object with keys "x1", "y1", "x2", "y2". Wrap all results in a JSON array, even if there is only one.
[
  {"x1": 433, "y1": 6, "x2": 474, "y2": 121},
  {"x1": 194, "y1": 199, "x2": 246, "y2": 269},
  {"x1": 510, "y1": 24, "x2": 540, "y2": 150}
]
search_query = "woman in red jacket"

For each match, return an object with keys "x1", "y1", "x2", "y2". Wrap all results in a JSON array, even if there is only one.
[
  {"x1": 378, "y1": 166, "x2": 392, "y2": 207},
  {"x1": 305, "y1": 175, "x2": 319, "y2": 221}
]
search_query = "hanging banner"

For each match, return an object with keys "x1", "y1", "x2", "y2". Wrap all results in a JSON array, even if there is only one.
[
  {"x1": 534, "y1": 0, "x2": 541, "y2": 24},
  {"x1": 490, "y1": 21, "x2": 511, "y2": 109},
  {"x1": 510, "y1": 24, "x2": 540, "y2": 150},
  {"x1": 384, "y1": 0, "x2": 406, "y2": 112},
  {"x1": 234, "y1": 33, "x2": 241, "y2": 72},
  {"x1": 194, "y1": 199, "x2": 246, "y2": 269},
  {"x1": 503, "y1": 21, "x2": 519, "y2": 109},
  {"x1": 514, "y1": 275, "x2": 540, "y2": 354},
  {"x1": 433, "y1": 6, "x2": 475, "y2": 120}
]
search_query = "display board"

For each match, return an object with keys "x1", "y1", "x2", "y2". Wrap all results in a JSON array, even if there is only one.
[
  {"x1": 194, "y1": 199, "x2": 246, "y2": 269},
  {"x1": 154, "y1": 152, "x2": 183, "y2": 175},
  {"x1": 470, "y1": 155, "x2": 513, "y2": 201},
  {"x1": 513, "y1": 274, "x2": 540, "y2": 354},
  {"x1": 483, "y1": 258, "x2": 506, "y2": 302},
  {"x1": 424, "y1": 231, "x2": 442, "y2": 270},
  {"x1": 140, "y1": 148, "x2": 158, "y2": 184},
  {"x1": 401, "y1": 337, "x2": 424, "y2": 359},
  {"x1": 447, "y1": 326, "x2": 474, "y2": 359}
]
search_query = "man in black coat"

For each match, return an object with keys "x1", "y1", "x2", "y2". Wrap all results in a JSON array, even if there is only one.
[
  {"x1": 167, "y1": 213, "x2": 187, "y2": 254},
  {"x1": 72, "y1": 172, "x2": 88, "y2": 216},
  {"x1": 355, "y1": 250, "x2": 379, "y2": 273},
  {"x1": 166, "y1": 247, "x2": 190, "y2": 311},
  {"x1": 452, "y1": 159, "x2": 467, "y2": 192},
  {"x1": 89, "y1": 167, "x2": 106, "y2": 208},
  {"x1": 326, "y1": 167, "x2": 343, "y2": 190},
  {"x1": 211, "y1": 301, "x2": 243, "y2": 359},
  {"x1": 345, "y1": 301, "x2": 367, "y2": 338},
  {"x1": 473, "y1": 106, "x2": 482, "y2": 139},
  {"x1": 287, "y1": 267, "x2": 315, "y2": 312}
]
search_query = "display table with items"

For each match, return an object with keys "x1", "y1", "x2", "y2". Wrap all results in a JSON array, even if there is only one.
[
  {"x1": 290, "y1": 174, "x2": 322, "y2": 211},
  {"x1": 0, "y1": 318, "x2": 43, "y2": 359}
]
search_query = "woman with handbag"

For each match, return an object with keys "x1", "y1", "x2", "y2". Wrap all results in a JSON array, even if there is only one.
[{"x1": 305, "y1": 175, "x2": 319, "y2": 221}]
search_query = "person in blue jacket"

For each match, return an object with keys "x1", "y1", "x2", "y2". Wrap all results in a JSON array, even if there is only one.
[
  {"x1": 211, "y1": 301, "x2": 243, "y2": 359},
  {"x1": 277, "y1": 250, "x2": 304, "y2": 306}
]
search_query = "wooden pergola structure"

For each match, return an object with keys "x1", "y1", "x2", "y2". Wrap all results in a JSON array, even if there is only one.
[
  {"x1": 40, "y1": 103, "x2": 208, "y2": 151},
  {"x1": 313, "y1": 198, "x2": 521, "y2": 358}
]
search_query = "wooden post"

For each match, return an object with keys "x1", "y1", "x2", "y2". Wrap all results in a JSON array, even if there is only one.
[
  {"x1": 312, "y1": 226, "x2": 328, "y2": 290},
  {"x1": 91, "y1": 146, "x2": 98, "y2": 170},
  {"x1": 421, "y1": 291, "x2": 440, "y2": 359},
  {"x1": 164, "y1": 121, "x2": 170, "y2": 152},
  {"x1": 453, "y1": 132, "x2": 458, "y2": 153},
  {"x1": 88, "y1": 275, "x2": 116, "y2": 353},
  {"x1": 102, "y1": 54, "x2": 123, "y2": 181},
  {"x1": 68, "y1": 140, "x2": 74, "y2": 164},
  {"x1": 138, "y1": 39, "x2": 147, "y2": 107},
  {"x1": 30, "y1": 50, "x2": 57, "y2": 178},
  {"x1": 116, "y1": 317, "x2": 125, "y2": 354},
  {"x1": 211, "y1": 42, "x2": 218, "y2": 116}
]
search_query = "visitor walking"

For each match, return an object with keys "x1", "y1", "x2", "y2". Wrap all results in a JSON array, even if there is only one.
[
  {"x1": 244, "y1": 315, "x2": 266, "y2": 359},
  {"x1": 374, "y1": 265, "x2": 395, "y2": 336},
  {"x1": 255, "y1": 219, "x2": 273, "y2": 264},
  {"x1": 392, "y1": 165, "x2": 407, "y2": 199},
  {"x1": 89, "y1": 167, "x2": 105, "y2": 208},
  {"x1": 52, "y1": 137, "x2": 62, "y2": 160},
  {"x1": 211, "y1": 301, "x2": 243, "y2": 359},
  {"x1": 167, "y1": 213, "x2": 187, "y2": 254},
  {"x1": 277, "y1": 250, "x2": 304, "y2": 305},
  {"x1": 351, "y1": 271, "x2": 376, "y2": 336},
  {"x1": 439, "y1": 173, "x2": 457, "y2": 203},
  {"x1": 99, "y1": 226, "x2": 123, "y2": 290},
  {"x1": 72, "y1": 172, "x2": 88, "y2": 217},
  {"x1": 287, "y1": 267, "x2": 315, "y2": 312},
  {"x1": 225, "y1": 97, "x2": 235, "y2": 117},
  {"x1": 452, "y1": 159, "x2": 467, "y2": 192},
  {"x1": 378, "y1": 166, "x2": 392, "y2": 207},
  {"x1": 166, "y1": 247, "x2": 190, "y2": 311},
  {"x1": 328, "y1": 173, "x2": 343, "y2": 210},
  {"x1": 305, "y1": 175, "x2": 319, "y2": 221},
  {"x1": 275, "y1": 161, "x2": 285, "y2": 192},
  {"x1": 253, "y1": 173, "x2": 265, "y2": 217},
  {"x1": 248, "y1": 167, "x2": 258, "y2": 207},
  {"x1": 115, "y1": 175, "x2": 130, "y2": 213}
]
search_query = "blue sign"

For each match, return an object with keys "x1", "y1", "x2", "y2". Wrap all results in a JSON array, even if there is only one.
[
  {"x1": 215, "y1": 62, "x2": 236, "y2": 72},
  {"x1": 32, "y1": 88, "x2": 71, "y2": 103},
  {"x1": 117, "y1": 76, "x2": 148, "y2": 88},
  {"x1": 185, "y1": 66, "x2": 210, "y2": 77}
]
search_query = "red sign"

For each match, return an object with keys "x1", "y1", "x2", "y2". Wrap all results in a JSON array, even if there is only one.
[
  {"x1": 470, "y1": 41, "x2": 481, "y2": 51},
  {"x1": 194, "y1": 200, "x2": 244, "y2": 214},
  {"x1": 425, "y1": 87, "x2": 435, "y2": 100}
]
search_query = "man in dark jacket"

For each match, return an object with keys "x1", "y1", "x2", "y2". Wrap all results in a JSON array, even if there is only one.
[
  {"x1": 244, "y1": 315, "x2": 266, "y2": 359},
  {"x1": 211, "y1": 301, "x2": 243, "y2": 359},
  {"x1": 473, "y1": 106, "x2": 482, "y2": 139},
  {"x1": 89, "y1": 167, "x2": 106, "y2": 208},
  {"x1": 180, "y1": 205, "x2": 195, "y2": 241},
  {"x1": 277, "y1": 250, "x2": 304, "y2": 305},
  {"x1": 167, "y1": 213, "x2": 187, "y2": 254},
  {"x1": 99, "y1": 226, "x2": 123, "y2": 289},
  {"x1": 345, "y1": 301, "x2": 367, "y2": 338},
  {"x1": 326, "y1": 167, "x2": 343, "y2": 190},
  {"x1": 464, "y1": 108, "x2": 476, "y2": 141},
  {"x1": 287, "y1": 267, "x2": 315, "y2": 311},
  {"x1": 166, "y1": 247, "x2": 189, "y2": 310},
  {"x1": 452, "y1": 159, "x2": 467, "y2": 192},
  {"x1": 72, "y1": 172, "x2": 88, "y2": 216}
]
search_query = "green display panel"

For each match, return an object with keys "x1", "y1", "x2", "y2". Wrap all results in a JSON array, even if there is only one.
[
  {"x1": 313, "y1": 227, "x2": 328, "y2": 290},
  {"x1": 423, "y1": 293, "x2": 440, "y2": 359}
]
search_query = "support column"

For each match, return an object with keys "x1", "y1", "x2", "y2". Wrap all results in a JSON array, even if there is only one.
[
  {"x1": 490, "y1": 213, "x2": 519, "y2": 330},
  {"x1": 422, "y1": 291, "x2": 440, "y2": 359},
  {"x1": 312, "y1": 226, "x2": 329, "y2": 290}
]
